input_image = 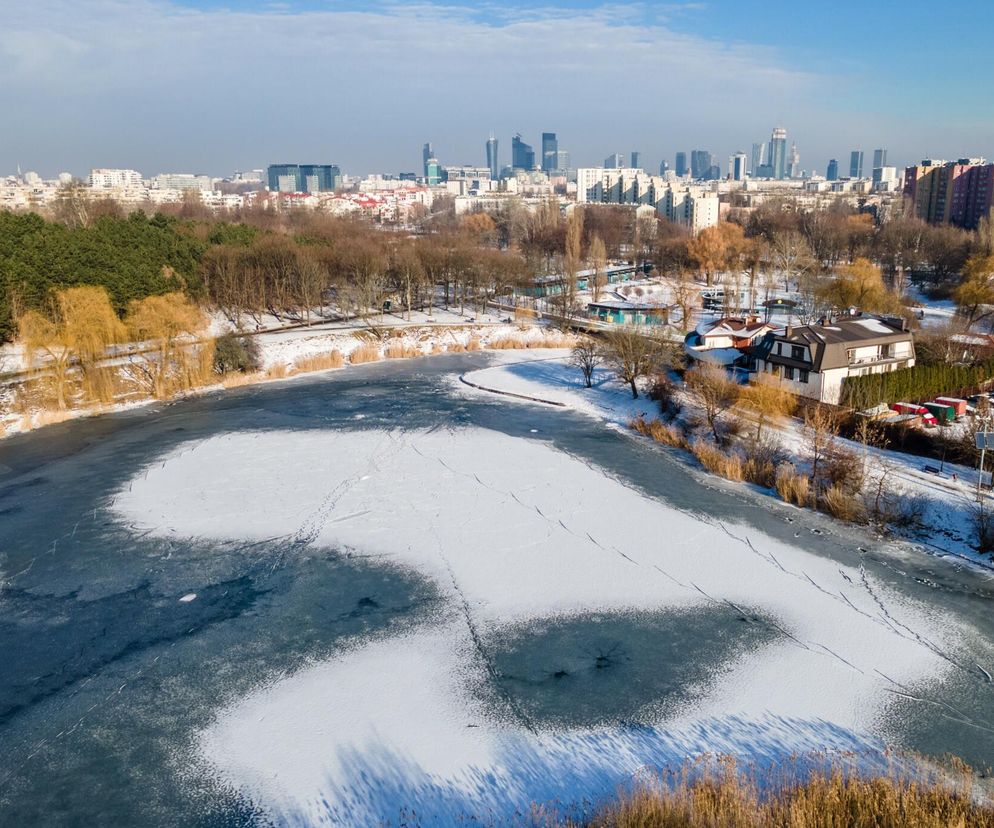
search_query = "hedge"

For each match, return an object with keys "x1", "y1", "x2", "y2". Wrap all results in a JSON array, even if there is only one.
[{"x1": 840, "y1": 359, "x2": 994, "y2": 409}]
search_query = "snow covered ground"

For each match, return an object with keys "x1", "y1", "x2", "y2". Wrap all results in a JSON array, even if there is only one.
[
  {"x1": 110, "y1": 423, "x2": 982, "y2": 825},
  {"x1": 460, "y1": 352, "x2": 994, "y2": 569}
]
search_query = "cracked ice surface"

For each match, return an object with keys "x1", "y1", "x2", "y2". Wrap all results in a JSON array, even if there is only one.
[{"x1": 112, "y1": 427, "x2": 965, "y2": 824}]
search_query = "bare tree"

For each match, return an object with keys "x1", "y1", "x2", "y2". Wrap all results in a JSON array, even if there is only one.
[
  {"x1": 805, "y1": 404, "x2": 840, "y2": 504},
  {"x1": 769, "y1": 229, "x2": 812, "y2": 293},
  {"x1": 685, "y1": 363, "x2": 741, "y2": 444},
  {"x1": 602, "y1": 327, "x2": 666, "y2": 398},
  {"x1": 570, "y1": 338, "x2": 600, "y2": 388}
]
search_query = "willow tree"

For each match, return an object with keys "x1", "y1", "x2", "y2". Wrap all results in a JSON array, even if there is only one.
[
  {"x1": 19, "y1": 285, "x2": 125, "y2": 409},
  {"x1": 739, "y1": 373, "x2": 796, "y2": 440},
  {"x1": 125, "y1": 292, "x2": 208, "y2": 398}
]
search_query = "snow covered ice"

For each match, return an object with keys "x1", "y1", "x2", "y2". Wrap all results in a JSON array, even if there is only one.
[{"x1": 112, "y1": 425, "x2": 971, "y2": 825}]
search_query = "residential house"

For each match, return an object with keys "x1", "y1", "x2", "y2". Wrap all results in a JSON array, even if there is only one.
[{"x1": 752, "y1": 316, "x2": 915, "y2": 404}]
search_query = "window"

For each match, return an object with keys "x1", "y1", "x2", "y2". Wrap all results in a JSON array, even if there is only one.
[
  {"x1": 799, "y1": 369, "x2": 809, "y2": 383},
  {"x1": 791, "y1": 345, "x2": 805, "y2": 361},
  {"x1": 785, "y1": 366, "x2": 795, "y2": 380}
]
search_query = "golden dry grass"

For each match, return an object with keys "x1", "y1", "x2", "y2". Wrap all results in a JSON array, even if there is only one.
[
  {"x1": 466, "y1": 337, "x2": 482, "y2": 352},
  {"x1": 384, "y1": 342, "x2": 422, "y2": 359},
  {"x1": 821, "y1": 485, "x2": 868, "y2": 523},
  {"x1": 742, "y1": 456, "x2": 777, "y2": 488},
  {"x1": 264, "y1": 362, "x2": 290, "y2": 379},
  {"x1": 573, "y1": 755, "x2": 994, "y2": 828},
  {"x1": 775, "y1": 463, "x2": 810, "y2": 507},
  {"x1": 486, "y1": 336, "x2": 528, "y2": 350},
  {"x1": 629, "y1": 416, "x2": 688, "y2": 448},
  {"x1": 349, "y1": 343, "x2": 382, "y2": 364},
  {"x1": 221, "y1": 371, "x2": 264, "y2": 388},
  {"x1": 294, "y1": 350, "x2": 345, "y2": 372},
  {"x1": 447, "y1": 342, "x2": 467, "y2": 353},
  {"x1": 690, "y1": 441, "x2": 744, "y2": 481}
]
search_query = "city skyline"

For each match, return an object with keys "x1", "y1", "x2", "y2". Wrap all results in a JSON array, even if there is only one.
[{"x1": 1, "y1": 1, "x2": 992, "y2": 178}]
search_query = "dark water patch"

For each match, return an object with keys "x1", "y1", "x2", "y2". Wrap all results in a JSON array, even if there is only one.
[{"x1": 476, "y1": 608, "x2": 777, "y2": 730}]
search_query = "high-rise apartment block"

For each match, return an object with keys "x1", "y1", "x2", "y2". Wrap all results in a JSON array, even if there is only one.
[
  {"x1": 903, "y1": 158, "x2": 994, "y2": 229},
  {"x1": 267, "y1": 164, "x2": 342, "y2": 193},
  {"x1": 88, "y1": 169, "x2": 144, "y2": 189},
  {"x1": 575, "y1": 167, "x2": 719, "y2": 234}
]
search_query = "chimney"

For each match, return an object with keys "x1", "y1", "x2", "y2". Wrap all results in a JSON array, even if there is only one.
[{"x1": 785, "y1": 324, "x2": 793, "y2": 338}]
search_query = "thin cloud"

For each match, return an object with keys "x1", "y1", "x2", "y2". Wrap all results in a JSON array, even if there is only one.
[{"x1": 0, "y1": 0, "x2": 951, "y2": 177}]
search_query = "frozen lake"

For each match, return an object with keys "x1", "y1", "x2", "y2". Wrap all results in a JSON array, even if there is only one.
[{"x1": 2, "y1": 354, "x2": 994, "y2": 825}]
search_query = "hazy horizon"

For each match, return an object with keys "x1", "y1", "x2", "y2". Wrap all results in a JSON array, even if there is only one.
[{"x1": 2, "y1": 0, "x2": 992, "y2": 179}]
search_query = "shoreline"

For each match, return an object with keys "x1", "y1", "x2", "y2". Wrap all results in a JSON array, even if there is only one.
[{"x1": 1, "y1": 321, "x2": 575, "y2": 440}]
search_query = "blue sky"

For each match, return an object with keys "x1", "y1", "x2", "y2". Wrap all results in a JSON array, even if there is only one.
[{"x1": 1, "y1": 0, "x2": 991, "y2": 178}]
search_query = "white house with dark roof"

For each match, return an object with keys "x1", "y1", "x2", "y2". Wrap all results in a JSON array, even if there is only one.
[{"x1": 752, "y1": 316, "x2": 915, "y2": 404}]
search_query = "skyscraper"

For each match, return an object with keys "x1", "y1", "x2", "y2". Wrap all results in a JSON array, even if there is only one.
[
  {"x1": 690, "y1": 150, "x2": 711, "y2": 179},
  {"x1": 486, "y1": 134, "x2": 499, "y2": 180},
  {"x1": 826, "y1": 159, "x2": 839, "y2": 181},
  {"x1": 630, "y1": 151, "x2": 641, "y2": 170},
  {"x1": 872, "y1": 149, "x2": 888, "y2": 183},
  {"x1": 425, "y1": 157, "x2": 442, "y2": 186},
  {"x1": 604, "y1": 153, "x2": 624, "y2": 168},
  {"x1": 787, "y1": 142, "x2": 801, "y2": 178},
  {"x1": 751, "y1": 142, "x2": 766, "y2": 176},
  {"x1": 541, "y1": 132, "x2": 558, "y2": 173},
  {"x1": 730, "y1": 152, "x2": 748, "y2": 181},
  {"x1": 659, "y1": 160, "x2": 670, "y2": 175},
  {"x1": 511, "y1": 134, "x2": 535, "y2": 171},
  {"x1": 850, "y1": 150, "x2": 864, "y2": 179},
  {"x1": 769, "y1": 127, "x2": 787, "y2": 180},
  {"x1": 675, "y1": 152, "x2": 688, "y2": 177},
  {"x1": 422, "y1": 142, "x2": 433, "y2": 179}
]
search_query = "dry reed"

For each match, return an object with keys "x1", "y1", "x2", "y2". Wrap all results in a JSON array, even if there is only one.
[
  {"x1": 690, "y1": 441, "x2": 744, "y2": 481},
  {"x1": 628, "y1": 416, "x2": 688, "y2": 448},
  {"x1": 775, "y1": 463, "x2": 810, "y2": 507},
  {"x1": 575, "y1": 754, "x2": 994, "y2": 828},
  {"x1": 384, "y1": 342, "x2": 422, "y2": 359},
  {"x1": 294, "y1": 350, "x2": 345, "y2": 372},
  {"x1": 349, "y1": 343, "x2": 382, "y2": 364}
]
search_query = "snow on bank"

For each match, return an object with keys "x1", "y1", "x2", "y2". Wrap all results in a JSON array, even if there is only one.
[
  {"x1": 112, "y1": 426, "x2": 973, "y2": 825},
  {"x1": 462, "y1": 353, "x2": 994, "y2": 569},
  {"x1": 255, "y1": 320, "x2": 571, "y2": 371}
]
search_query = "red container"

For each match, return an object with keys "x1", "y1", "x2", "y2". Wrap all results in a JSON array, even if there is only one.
[{"x1": 935, "y1": 397, "x2": 967, "y2": 416}]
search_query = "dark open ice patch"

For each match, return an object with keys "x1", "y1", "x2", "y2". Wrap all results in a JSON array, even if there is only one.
[{"x1": 476, "y1": 607, "x2": 778, "y2": 730}]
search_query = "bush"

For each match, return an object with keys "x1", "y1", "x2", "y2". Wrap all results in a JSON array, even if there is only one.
[
  {"x1": 775, "y1": 463, "x2": 810, "y2": 507},
  {"x1": 350, "y1": 343, "x2": 382, "y2": 364},
  {"x1": 826, "y1": 446, "x2": 864, "y2": 495},
  {"x1": 213, "y1": 333, "x2": 261, "y2": 375},
  {"x1": 647, "y1": 373, "x2": 681, "y2": 419},
  {"x1": 822, "y1": 485, "x2": 868, "y2": 523},
  {"x1": 690, "y1": 441, "x2": 744, "y2": 481},
  {"x1": 294, "y1": 350, "x2": 345, "y2": 372}
]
